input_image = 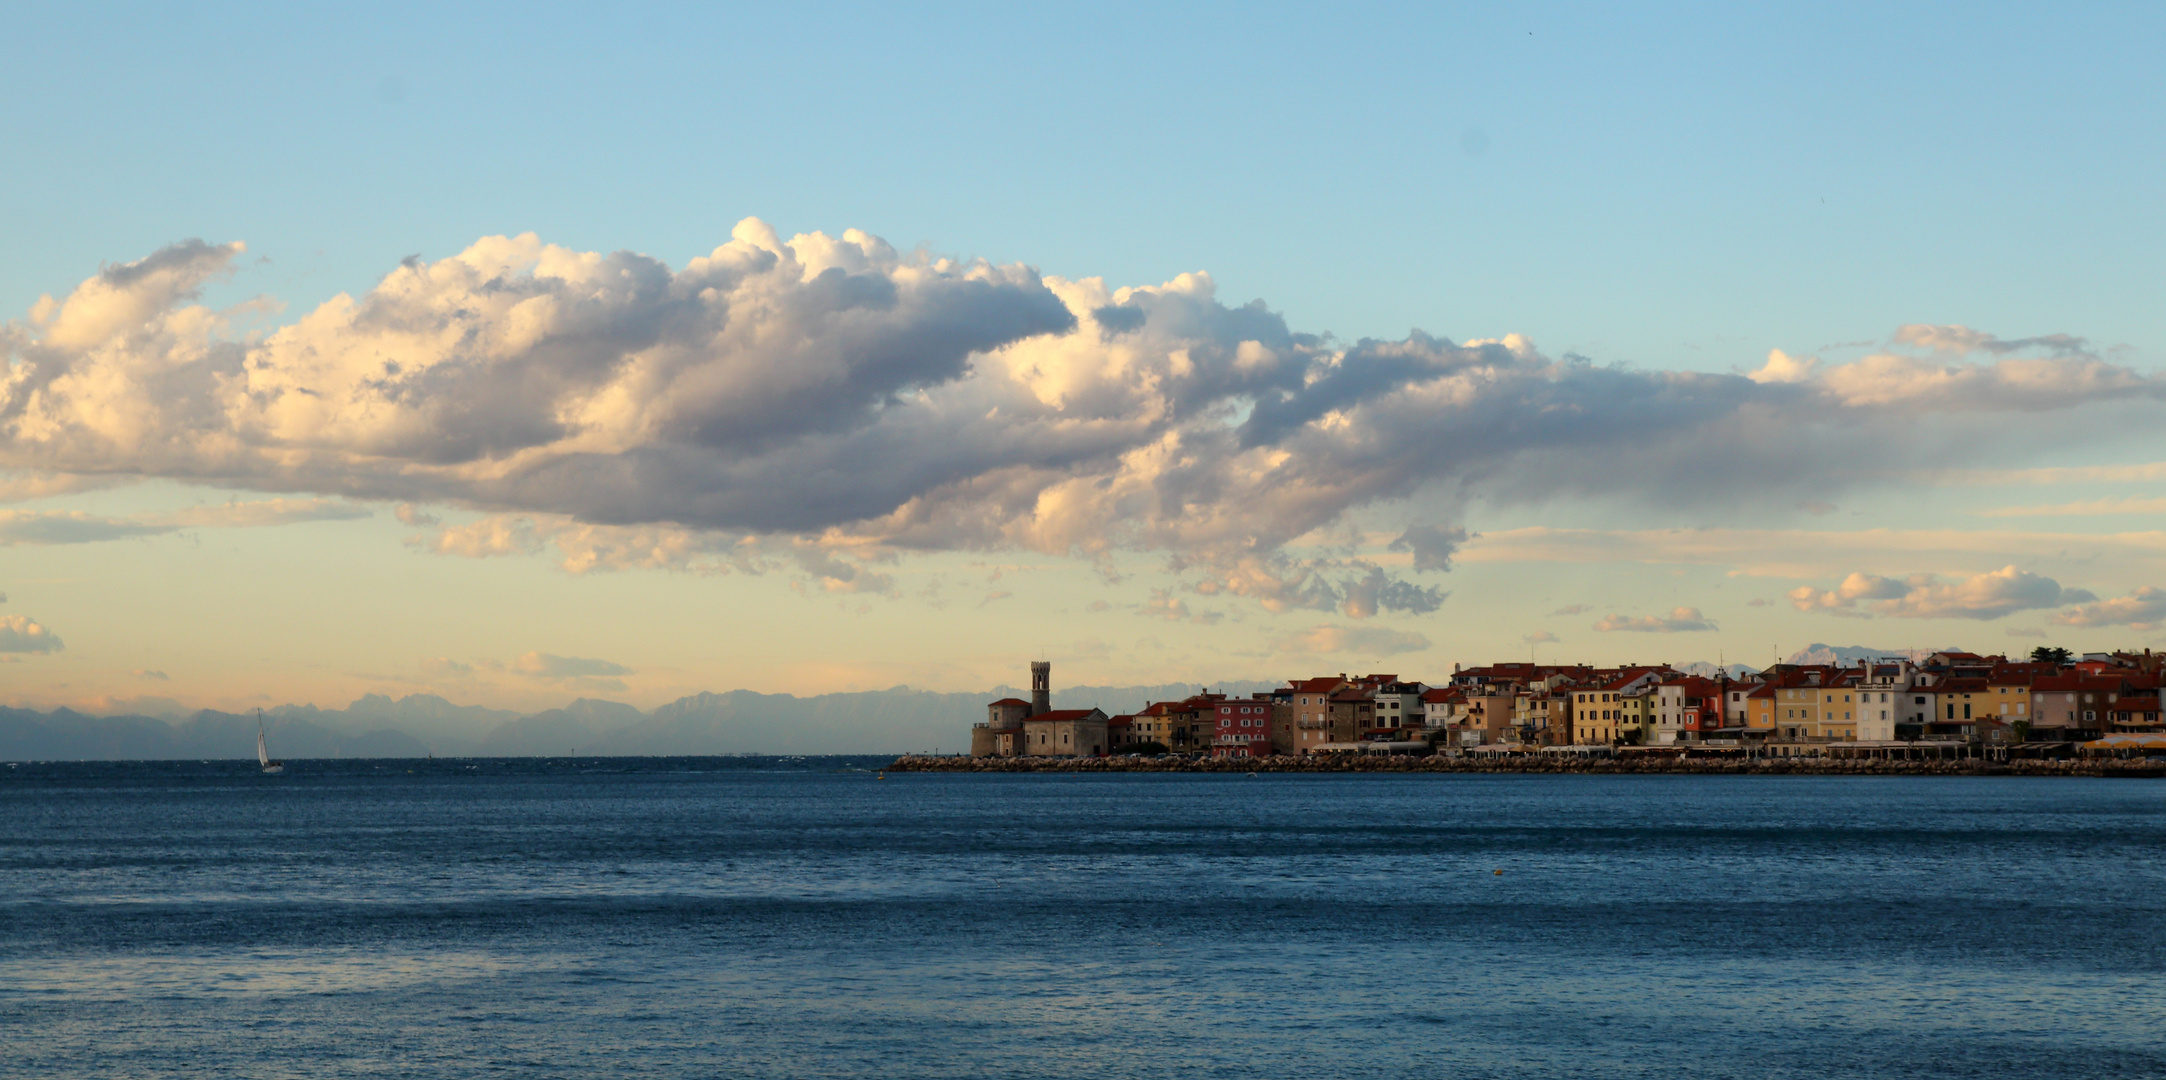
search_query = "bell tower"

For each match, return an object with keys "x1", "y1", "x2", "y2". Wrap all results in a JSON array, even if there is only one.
[{"x1": 1030, "y1": 661, "x2": 1051, "y2": 716}]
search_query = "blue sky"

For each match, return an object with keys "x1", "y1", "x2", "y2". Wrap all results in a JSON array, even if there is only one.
[
  {"x1": 3, "y1": 3, "x2": 2163, "y2": 712},
  {"x1": 10, "y1": 3, "x2": 2162, "y2": 361}
]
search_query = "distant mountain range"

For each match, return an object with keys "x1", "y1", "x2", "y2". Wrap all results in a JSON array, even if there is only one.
[
  {"x1": 1675, "y1": 662, "x2": 1764, "y2": 680},
  {"x1": 1784, "y1": 644, "x2": 1963, "y2": 666},
  {"x1": 0, "y1": 680, "x2": 1278, "y2": 761},
  {"x1": 7, "y1": 653, "x2": 1991, "y2": 762}
]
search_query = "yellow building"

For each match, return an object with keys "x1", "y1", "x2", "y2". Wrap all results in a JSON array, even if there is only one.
[
  {"x1": 1617, "y1": 690, "x2": 1657, "y2": 743},
  {"x1": 1573, "y1": 674, "x2": 1652, "y2": 744}
]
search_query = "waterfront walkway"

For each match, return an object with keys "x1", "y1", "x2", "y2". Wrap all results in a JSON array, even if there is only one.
[{"x1": 890, "y1": 753, "x2": 2165, "y2": 777}]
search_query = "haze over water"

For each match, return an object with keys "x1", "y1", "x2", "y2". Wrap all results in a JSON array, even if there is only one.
[{"x1": 5, "y1": 760, "x2": 2164, "y2": 1078}]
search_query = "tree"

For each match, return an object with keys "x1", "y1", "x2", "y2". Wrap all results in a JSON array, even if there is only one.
[{"x1": 2030, "y1": 646, "x2": 2072, "y2": 664}]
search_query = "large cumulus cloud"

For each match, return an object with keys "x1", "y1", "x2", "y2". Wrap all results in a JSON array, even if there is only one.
[{"x1": 5, "y1": 220, "x2": 2161, "y2": 614}]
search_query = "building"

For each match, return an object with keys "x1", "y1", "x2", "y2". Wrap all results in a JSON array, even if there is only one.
[
  {"x1": 1212, "y1": 698, "x2": 1275, "y2": 758},
  {"x1": 2031, "y1": 674, "x2": 2125, "y2": 742},
  {"x1": 1651, "y1": 676, "x2": 1722, "y2": 744},
  {"x1": 1854, "y1": 661, "x2": 1917, "y2": 742},
  {"x1": 972, "y1": 662, "x2": 1109, "y2": 758},
  {"x1": 1368, "y1": 680, "x2": 1426, "y2": 740},
  {"x1": 1019, "y1": 708, "x2": 1110, "y2": 758},
  {"x1": 1288, "y1": 676, "x2": 1350, "y2": 754}
]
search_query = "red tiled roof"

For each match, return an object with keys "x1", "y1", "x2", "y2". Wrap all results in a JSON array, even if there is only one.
[
  {"x1": 2033, "y1": 674, "x2": 2124, "y2": 692},
  {"x1": 987, "y1": 698, "x2": 1031, "y2": 708},
  {"x1": 1023, "y1": 709, "x2": 1101, "y2": 724}
]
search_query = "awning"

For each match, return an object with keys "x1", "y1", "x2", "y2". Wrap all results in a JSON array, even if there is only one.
[{"x1": 2082, "y1": 734, "x2": 2166, "y2": 751}]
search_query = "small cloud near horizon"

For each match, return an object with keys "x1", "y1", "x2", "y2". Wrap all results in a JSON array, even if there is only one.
[
  {"x1": 1594, "y1": 607, "x2": 1717, "y2": 633},
  {"x1": 0, "y1": 614, "x2": 64, "y2": 653}
]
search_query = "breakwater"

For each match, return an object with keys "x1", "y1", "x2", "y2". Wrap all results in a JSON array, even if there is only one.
[{"x1": 889, "y1": 753, "x2": 2166, "y2": 777}]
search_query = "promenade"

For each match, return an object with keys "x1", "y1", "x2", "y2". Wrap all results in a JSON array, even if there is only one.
[{"x1": 891, "y1": 753, "x2": 2165, "y2": 778}]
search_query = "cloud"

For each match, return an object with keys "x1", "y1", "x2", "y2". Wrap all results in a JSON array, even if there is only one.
[
  {"x1": 1188, "y1": 554, "x2": 1444, "y2": 619},
  {"x1": 1388, "y1": 524, "x2": 1467, "y2": 572},
  {"x1": 1593, "y1": 607, "x2": 1717, "y2": 633},
  {"x1": 163, "y1": 498, "x2": 369, "y2": 528},
  {"x1": 5, "y1": 228, "x2": 2161, "y2": 617},
  {"x1": 789, "y1": 547, "x2": 896, "y2": 596},
  {"x1": 2051, "y1": 586, "x2": 2166, "y2": 630},
  {"x1": 1798, "y1": 500, "x2": 1837, "y2": 516},
  {"x1": 1523, "y1": 630, "x2": 1560, "y2": 644},
  {"x1": 395, "y1": 503, "x2": 441, "y2": 526},
  {"x1": 511, "y1": 651, "x2": 632, "y2": 679},
  {"x1": 1890, "y1": 324, "x2": 2093, "y2": 358},
  {"x1": 1549, "y1": 604, "x2": 1590, "y2": 615},
  {"x1": 1749, "y1": 348, "x2": 1819, "y2": 384},
  {"x1": 1791, "y1": 566, "x2": 2091, "y2": 621},
  {"x1": 0, "y1": 614, "x2": 63, "y2": 653},
  {"x1": 0, "y1": 468, "x2": 127, "y2": 504},
  {"x1": 0, "y1": 499, "x2": 366, "y2": 545},
  {"x1": 1979, "y1": 496, "x2": 2166, "y2": 518},
  {"x1": 1141, "y1": 588, "x2": 1221, "y2": 624},
  {"x1": 1274, "y1": 624, "x2": 1432, "y2": 656},
  {"x1": 1086, "y1": 599, "x2": 1111, "y2": 612},
  {"x1": 0, "y1": 510, "x2": 169, "y2": 545},
  {"x1": 2004, "y1": 628, "x2": 2047, "y2": 639},
  {"x1": 132, "y1": 668, "x2": 169, "y2": 680},
  {"x1": 1932, "y1": 462, "x2": 2166, "y2": 487},
  {"x1": 1457, "y1": 526, "x2": 2166, "y2": 581},
  {"x1": 1746, "y1": 598, "x2": 1770, "y2": 607}
]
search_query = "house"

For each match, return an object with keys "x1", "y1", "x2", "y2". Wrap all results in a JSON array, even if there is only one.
[
  {"x1": 1651, "y1": 676, "x2": 1723, "y2": 744},
  {"x1": 1367, "y1": 680, "x2": 1426, "y2": 740},
  {"x1": 1106, "y1": 714, "x2": 1136, "y2": 749},
  {"x1": 1212, "y1": 697, "x2": 1275, "y2": 758},
  {"x1": 1576, "y1": 670, "x2": 1665, "y2": 745},
  {"x1": 1264, "y1": 686, "x2": 1298, "y2": 755},
  {"x1": 1322, "y1": 687, "x2": 1377, "y2": 747},
  {"x1": 2030, "y1": 674, "x2": 2124, "y2": 742},
  {"x1": 2108, "y1": 697, "x2": 2164, "y2": 732},
  {"x1": 1420, "y1": 686, "x2": 1467, "y2": 732},
  {"x1": 1137, "y1": 694, "x2": 1223, "y2": 754},
  {"x1": 1742, "y1": 682, "x2": 1778, "y2": 738},
  {"x1": 1854, "y1": 661, "x2": 1917, "y2": 741},
  {"x1": 973, "y1": 697, "x2": 1035, "y2": 757},
  {"x1": 1287, "y1": 676, "x2": 1350, "y2": 754}
]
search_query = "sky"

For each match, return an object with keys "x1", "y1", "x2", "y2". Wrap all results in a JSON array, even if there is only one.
[{"x1": 3, "y1": 2, "x2": 2164, "y2": 715}]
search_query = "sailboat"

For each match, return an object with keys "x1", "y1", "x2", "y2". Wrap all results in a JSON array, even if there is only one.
[{"x1": 257, "y1": 710, "x2": 284, "y2": 774}]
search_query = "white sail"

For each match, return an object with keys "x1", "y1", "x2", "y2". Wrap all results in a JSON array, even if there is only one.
[{"x1": 257, "y1": 721, "x2": 271, "y2": 768}]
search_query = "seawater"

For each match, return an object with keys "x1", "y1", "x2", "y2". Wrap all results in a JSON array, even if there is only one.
[{"x1": 3, "y1": 759, "x2": 2164, "y2": 1079}]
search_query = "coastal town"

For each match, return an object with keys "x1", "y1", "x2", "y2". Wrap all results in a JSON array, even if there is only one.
[{"x1": 966, "y1": 650, "x2": 2166, "y2": 764}]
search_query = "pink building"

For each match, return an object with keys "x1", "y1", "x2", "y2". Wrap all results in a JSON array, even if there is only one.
[{"x1": 1212, "y1": 700, "x2": 1274, "y2": 758}]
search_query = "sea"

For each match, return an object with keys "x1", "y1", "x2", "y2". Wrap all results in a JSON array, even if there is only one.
[{"x1": 3, "y1": 758, "x2": 2163, "y2": 1079}]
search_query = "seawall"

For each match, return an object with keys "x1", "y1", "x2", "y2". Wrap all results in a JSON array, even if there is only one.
[{"x1": 888, "y1": 754, "x2": 2165, "y2": 778}]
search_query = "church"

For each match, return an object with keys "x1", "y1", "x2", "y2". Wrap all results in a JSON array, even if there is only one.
[{"x1": 969, "y1": 661, "x2": 1110, "y2": 758}]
